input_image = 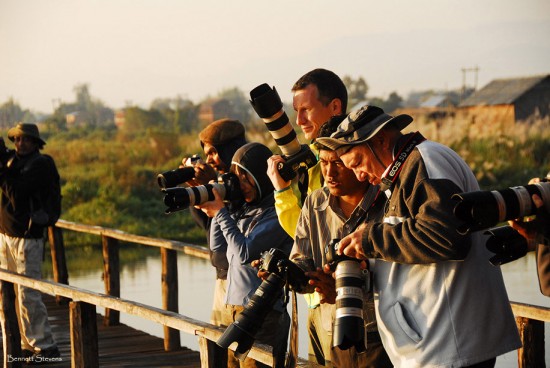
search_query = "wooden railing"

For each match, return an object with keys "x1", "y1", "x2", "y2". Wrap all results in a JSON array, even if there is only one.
[{"x1": 2, "y1": 219, "x2": 549, "y2": 367}]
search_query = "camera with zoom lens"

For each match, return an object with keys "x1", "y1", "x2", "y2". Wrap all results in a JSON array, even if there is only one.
[
  {"x1": 162, "y1": 172, "x2": 242, "y2": 214},
  {"x1": 250, "y1": 83, "x2": 317, "y2": 182},
  {"x1": 452, "y1": 181, "x2": 550, "y2": 234},
  {"x1": 484, "y1": 226, "x2": 528, "y2": 266},
  {"x1": 217, "y1": 248, "x2": 307, "y2": 360},
  {"x1": 325, "y1": 239, "x2": 367, "y2": 352},
  {"x1": 157, "y1": 154, "x2": 203, "y2": 189}
]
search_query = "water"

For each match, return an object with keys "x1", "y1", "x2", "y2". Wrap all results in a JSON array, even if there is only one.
[{"x1": 57, "y1": 249, "x2": 549, "y2": 367}]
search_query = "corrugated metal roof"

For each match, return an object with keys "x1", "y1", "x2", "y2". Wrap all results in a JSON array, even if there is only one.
[
  {"x1": 459, "y1": 75, "x2": 549, "y2": 107},
  {"x1": 420, "y1": 95, "x2": 449, "y2": 108}
]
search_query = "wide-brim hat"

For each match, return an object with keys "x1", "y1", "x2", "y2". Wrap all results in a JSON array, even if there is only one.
[
  {"x1": 315, "y1": 105, "x2": 412, "y2": 152},
  {"x1": 7, "y1": 123, "x2": 46, "y2": 146}
]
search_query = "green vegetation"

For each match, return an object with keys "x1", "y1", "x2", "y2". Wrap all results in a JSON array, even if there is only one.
[{"x1": 1, "y1": 82, "x2": 548, "y2": 250}]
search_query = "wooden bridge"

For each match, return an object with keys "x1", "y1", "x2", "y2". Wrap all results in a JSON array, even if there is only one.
[{"x1": 0, "y1": 220, "x2": 548, "y2": 367}]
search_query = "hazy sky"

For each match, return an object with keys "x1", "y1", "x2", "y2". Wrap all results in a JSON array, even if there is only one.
[{"x1": 1, "y1": 0, "x2": 549, "y2": 113}]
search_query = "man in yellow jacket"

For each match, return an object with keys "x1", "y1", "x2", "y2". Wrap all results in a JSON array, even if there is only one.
[{"x1": 266, "y1": 68, "x2": 348, "y2": 366}]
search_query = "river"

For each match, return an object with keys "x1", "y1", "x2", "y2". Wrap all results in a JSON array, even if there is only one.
[{"x1": 49, "y1": 247, "x2": 549, "y2": 367}]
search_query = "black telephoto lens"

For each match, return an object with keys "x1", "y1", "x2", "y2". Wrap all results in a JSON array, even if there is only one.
[
  {"x1": 453, "y1": 182, "x2": 550, "y2": 234},
  {"x1": 216, "y1": 273, "x2": 285, "y2": 360},
  {"x1": 157, "y1": 166, "x2": 195, "y2": 189}
]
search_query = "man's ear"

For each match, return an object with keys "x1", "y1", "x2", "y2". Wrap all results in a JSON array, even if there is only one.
[{"x1": 329, "y1": 98, "x2": 343, "y2": 115}]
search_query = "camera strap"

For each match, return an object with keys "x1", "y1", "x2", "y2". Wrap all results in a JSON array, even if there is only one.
[{"x1": 380, "y1": 131, "x2": 426, "y2": 191}]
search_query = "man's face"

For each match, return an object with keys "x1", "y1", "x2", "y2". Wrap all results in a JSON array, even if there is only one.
[
  {"x1": 13, "y1": 135, "x2": 38, "y2": 156},
  {"x1": 340, "y1": 144, "x2": 386, "y2": 186},
  {"x1": 319, "y1": 149, "x2": 364, "y2": 197},
  {"x1": 293, "y1": 84, "x2": 337, "y2": 141},
  {"x1": 202, "y1": 143, "x2": 227, "y2": 173}
]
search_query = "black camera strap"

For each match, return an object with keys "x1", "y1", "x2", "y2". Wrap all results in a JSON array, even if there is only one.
[{"x1": 380, "y1": 131, "x2": 426, "y2": 191}]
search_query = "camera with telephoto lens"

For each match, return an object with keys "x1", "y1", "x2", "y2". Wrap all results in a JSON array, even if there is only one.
[
  {"x1": 452, "y1": 181, "x2": 550, "y2": 234},
  {"x1": 157, "y1": 154, "x2": 203, "y2": 189},
  {"x1": 325, "y1": 239, "x2": 367, "y2": 352},
  {"x1": 216, "y1": 248, "x2": 309, "y2": 360},
  {"x1": 249, "y1": 83, "x2": 317, "y2": 182},
  {"x1": 162, "y1": 172, "x2": 242, "y2": 214},
  {"x1": 484, "y1": 225, "x2": 528, "y2": 266}
]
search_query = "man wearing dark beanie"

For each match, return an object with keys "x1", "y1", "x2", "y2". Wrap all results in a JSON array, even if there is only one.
[{"x1": 184, "y1": 118, "x2": 247, "y2": 328}]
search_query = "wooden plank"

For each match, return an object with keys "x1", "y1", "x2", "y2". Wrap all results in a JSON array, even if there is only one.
[
  {"x1": 161, "y1": 248, "x2": 180, "y2": 351},
  {"x1": 102, "y1": 235, "x2": 120, "y2": 326},
  {"x1": 54, "y1": 220, "x2": 209, "y2": 259},
  {"x1": 69, "y1": 301, "x2": 98, "y2": 367},
  {"x1": 0, "y1": 281, "x2": 22, "y2": 368}
]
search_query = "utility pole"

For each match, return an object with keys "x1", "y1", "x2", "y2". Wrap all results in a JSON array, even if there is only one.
[{"x1": 461, "y1": 65, "x2": 480, "y2": 101}]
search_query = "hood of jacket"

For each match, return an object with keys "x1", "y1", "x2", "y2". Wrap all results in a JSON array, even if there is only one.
[{"x1": 231, "y1": 142, "x2": 274, "y2": 205}]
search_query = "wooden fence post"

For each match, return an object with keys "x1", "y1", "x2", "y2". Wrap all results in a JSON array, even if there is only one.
[
  {"x1": 47, "y1": 226, "x2": 70, "y2": 305},
  {"x1": 0, "y1": 281, "x2": 22, "y2": 368},
  {"x1": 161, "y1": 248, "x2": 180, "y2": 351},
  {"x1": 198, "y1": 336, "x2": 227, "y2": 368},
  {"x1": 102, "y1": 235, "x2": 120, "y2": 326},
  {"x1": 516, "y1": 316, "x2": 545, "y2": 368},
  {"x1": 70, "y1": 301, "x2": 98, "y2": 368}
]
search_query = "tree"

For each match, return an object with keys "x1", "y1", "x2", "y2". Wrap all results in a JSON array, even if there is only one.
[
  {"x1": 216, "y1": 87, "x2": 252, "y2": 125},
  {"x1": 0, "y1": 98, "x2": 34, "y2": 128},
  {"x1": 342, "y1": 75, "x2": 369, "y2": 109}
]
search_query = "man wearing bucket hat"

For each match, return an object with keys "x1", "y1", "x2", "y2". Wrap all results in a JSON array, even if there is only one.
[
  {"x1": 0, "y1": 123, "x2": 61, "y2": 361},
  {"x1": 316, "y1": 105, "x2": 521, "y2": 367}
]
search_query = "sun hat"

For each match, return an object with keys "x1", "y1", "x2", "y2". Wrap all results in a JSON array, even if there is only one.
[
  {"x1": 7, "y1": 123, "x2": 46, "y2": 146},
  {"x1": 315, "y1": 105, "x2": 413, "y2": 152}
]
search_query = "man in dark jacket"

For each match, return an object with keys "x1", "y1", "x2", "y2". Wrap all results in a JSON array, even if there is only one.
[
  {"x1": 0, "y1": 123, "x2": 61, "y2": 361},
  {"x1": 182, "y1": 118, "x2": 247, "y2": 326}
]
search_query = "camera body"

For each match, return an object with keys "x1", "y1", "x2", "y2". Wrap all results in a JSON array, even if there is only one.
[
  {"x1": 325, "y1": 239, "x2": 367, "y2": 352},
  {"x1": 217, "y1": 248, "x2": 304, "y2": 360},
  {"x1": 162, "y1": 172, "x2": 242, "y2": 214},
  {"x1": 157, "y1": 154, "x2": 203, "y2": 189},
  {"x1": 250, "y1": 83, "x2": 317, "y2": 182},
  {"x1": 452, "y1": 181, "x2": 550, "y2": 234},
  {"x1": 258, "y1": 247, "x2": 310, "y2": 293}
]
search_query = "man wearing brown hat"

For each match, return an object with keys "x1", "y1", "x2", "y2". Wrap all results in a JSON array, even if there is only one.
[
  {"x1": 181, "y1": 118, "x2": 247, "y2": 328},
  {"x1": 0, "y1": 123, "x2": 61, "y2": 361},
  {"x1": 316, "y1": 105, "x2": 521, "y2": 367}
]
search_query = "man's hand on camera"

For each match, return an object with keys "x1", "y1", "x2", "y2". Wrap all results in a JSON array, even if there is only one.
[
  {"x1": 192, "y1": 163, "x2": 217, "y2": 185},
  {"x1": 509, "y1": 193, "x2": 549, "y2": 250},
  {"x1": 306, "y1": 268, "x2": 336, "y2": 304},
  {"x1": 251, "y1": 259, "x2": 270, "y2": 280},
  {"x1": 195, "y1": 187, "x2": 224, "y2": 217},
  {"x1": 267, "y1": 155, "x2": 291, "y2": 191},
  {"x1": 337, "y1": 224, "x2": 368, "y2": 260}
]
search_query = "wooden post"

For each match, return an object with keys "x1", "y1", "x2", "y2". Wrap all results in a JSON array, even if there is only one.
[
  {"x1": 161, "y1": 248, "x2": 180, "y2": 351},
  {"x1": 47, "y1": 226, "x2": 70, "y2": 305},
  {"x1": 0, "y1": 281, "x2": 22, "y2": 368},
  {"x1": 516, "y1": 316, "x2": 545, "y2": 368},
  {"x1": 102, "y1": 235, "x2": 120, "y2": 326},
  {"x1": 198, "y1": 336, "x2": 227, "y2": 368},
  {"x1": 70, "y1": 301, "x2": 98, "y2": 368}
]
